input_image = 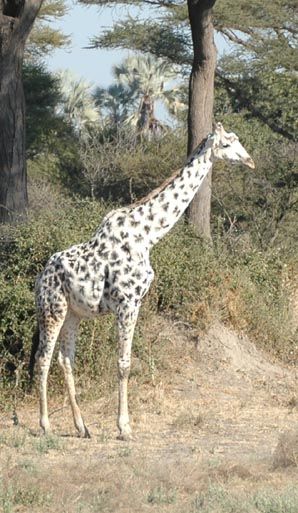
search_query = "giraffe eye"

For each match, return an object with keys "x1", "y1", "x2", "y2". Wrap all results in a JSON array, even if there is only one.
[{"x1": 223, "y1": 144, "x2": 230, "y2": 148}]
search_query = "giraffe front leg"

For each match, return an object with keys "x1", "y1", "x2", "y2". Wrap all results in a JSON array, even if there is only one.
[
  {"x1": 58, "y1": 312, "x2": 90, "y2": 439},
  {"x1": 116, "y1": 304, "x2": 140, "y2": 441}
]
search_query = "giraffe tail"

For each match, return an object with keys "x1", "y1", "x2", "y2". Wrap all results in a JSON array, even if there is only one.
[{"x1": 28, "y1": 325, "x2": 40, "y2": 384}]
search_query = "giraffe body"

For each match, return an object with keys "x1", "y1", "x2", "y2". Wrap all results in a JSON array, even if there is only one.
[{"x1": 32, "y1": 123, "x2": 255, "y2": 439}]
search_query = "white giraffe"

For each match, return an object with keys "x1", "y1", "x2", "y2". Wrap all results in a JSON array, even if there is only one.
[{"x1": 29, "y1": 123, "x2": 255, "y2": 440}]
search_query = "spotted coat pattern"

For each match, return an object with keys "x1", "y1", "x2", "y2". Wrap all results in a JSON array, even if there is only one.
[{"x1": 33, "y1": 124, "x2": 255, "y2": 440}]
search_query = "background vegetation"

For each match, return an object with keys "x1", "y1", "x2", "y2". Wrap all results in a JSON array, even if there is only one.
[
  {"x1": 0, "y1": 121, "x2": 296, "y2": 405},
  {"x1": 0, "y1": 0, "x2": 297, "y2": 406}
]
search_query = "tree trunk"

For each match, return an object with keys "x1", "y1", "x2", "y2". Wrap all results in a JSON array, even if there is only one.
[
  {"x1": 186, "y1": 0, "x2": 217, "y2": 239},
  {"x1": 0, "y1": 0, "x2": 43, "y2": 223}
]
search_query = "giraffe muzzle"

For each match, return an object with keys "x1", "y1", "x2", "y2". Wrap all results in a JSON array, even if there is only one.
[{"x1": 246, "y1": 157, "x2": 255, "y2": 169}]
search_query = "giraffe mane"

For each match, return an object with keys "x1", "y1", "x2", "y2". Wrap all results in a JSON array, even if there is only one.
[
  {"x1": 130, "y1": 167, "x2": 182, "y2": 207},
  {"x1": 130, "y1": 137, "x2": 209, "y2": 208}
]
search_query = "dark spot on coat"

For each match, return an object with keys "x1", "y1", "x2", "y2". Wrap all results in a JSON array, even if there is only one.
[
  {"x1": 98, "y1": 242, "x2": 107, "y2": 252},
  {"x1": 121, "y1": 243, "x2": 130, "y2": 253},
  {"x1": 109, "y1": 235, "x2": 121, "y2": 244},
  {"x1": 117, "y1": 216, "x2": 125, "y2": 226},
  {"x1": 130, "y1": 219, "x2": 140, "y2": 227}
]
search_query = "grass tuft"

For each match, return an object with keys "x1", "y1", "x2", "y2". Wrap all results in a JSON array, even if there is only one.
[
  {"x1": 273, "y1": 431, "x2": 298, "y2": 469},
  {"x1": 147, "y1": 485, "x2": 177, "y2": 505},
  {"x1": 33, "y1": 433, "x2": 62, "y2": 454},
  {"x1": 0, "y1": 480, "x2": 52, "y2": 513},
  {"x1": 192, "y1": 484, "x2": 298, "y2": 513}
]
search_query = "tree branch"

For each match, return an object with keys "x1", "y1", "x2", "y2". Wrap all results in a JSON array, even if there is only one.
[{"x1": 217, "y1": 70, "x2": 295, "y2": 141}]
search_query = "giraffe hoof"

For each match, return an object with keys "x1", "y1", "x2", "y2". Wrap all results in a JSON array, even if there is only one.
[
  {"x1": 40, "y1": 418, "x2": 51, "y2": 435},
  {"x1": 78, "y1": 425, "x2": 91, "y2": 439},
  {"x1": 117, "y1": 431, "x2": 134, "y2": 442},
  {"x1": 40, "y1": 426, "x2": 51, "y2": 436}
]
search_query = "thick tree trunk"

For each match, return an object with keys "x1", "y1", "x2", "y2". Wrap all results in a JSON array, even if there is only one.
[
  {"x1": 0, "y1": 51, "x2": 27, "y2": 222},
  {"x1": 186, "y1": 0, "x2": 217, "y2": 239},
  {"x1": 0, "y1": 0, "x2": 43, "y2": 223}
]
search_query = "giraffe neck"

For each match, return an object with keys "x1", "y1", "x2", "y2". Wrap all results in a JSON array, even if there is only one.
[{"x1": 129, "y1": 138, "x2": 214, "y2": 247}]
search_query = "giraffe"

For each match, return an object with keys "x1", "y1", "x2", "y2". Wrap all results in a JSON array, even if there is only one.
[{"x1": 30, "y1": 123, "x2": 255, "y2": 440}]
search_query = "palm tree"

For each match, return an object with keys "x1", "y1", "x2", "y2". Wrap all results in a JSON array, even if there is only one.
[
  {"x1": 58, "y1": 70, "x2": 101, "y2": 135},
  {"x1": 95, "y1": 54, "x2": 186, "y2": 137},
  {"x1": 93, "y1": 83, "x2": 131, "y2": 127}
]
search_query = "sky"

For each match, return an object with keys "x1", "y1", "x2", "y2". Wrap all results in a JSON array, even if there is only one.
[
  {"x1": 46, "y1": 2, "x2": 231, "y2": 90},
  {"x1": 46, "y1": 3, "x2": 146, "y2": 88}
]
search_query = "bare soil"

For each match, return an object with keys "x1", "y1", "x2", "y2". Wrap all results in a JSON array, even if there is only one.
[{"x1": 1, "y1": 318, "x2": 297, "y2": 512}]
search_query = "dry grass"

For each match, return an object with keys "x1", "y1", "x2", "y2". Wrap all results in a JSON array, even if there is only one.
[
  {"x1": 0, "y1": 318, "x2": 297, "y2": 513},
  {"x1": 273, "y1": 431, "x2": 298, "y2": 469},
  {"x1": 0, "y1": 435, "x2": 297, "y2": 513}
]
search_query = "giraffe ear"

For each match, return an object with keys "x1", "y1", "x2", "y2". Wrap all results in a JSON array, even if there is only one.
[{"x1": 215, "y1": 122, "x2": 224, "y2": 133}]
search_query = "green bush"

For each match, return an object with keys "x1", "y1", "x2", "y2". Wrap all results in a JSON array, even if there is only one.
[
  {"x1": 151, "y1": 222, "x2": 295, "y2": 359},
  {"x1": 0, "y1": 187, "x2": 295, "y2": 405},
  {"x1": 0, "y1": 196, "x2": 110, "y2": 395}
]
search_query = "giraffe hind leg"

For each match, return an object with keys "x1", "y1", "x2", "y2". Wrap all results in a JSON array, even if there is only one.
[
  {"x1": 36, "y1": 311, "x2": 67, "y2": 434},
  {"x1": 58, "y1": 311, "x2": 90, "y2": 438}
]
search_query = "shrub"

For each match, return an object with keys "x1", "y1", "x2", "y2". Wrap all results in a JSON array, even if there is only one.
[
  {"x1": 0, "y1": 183, "x2": 295, "y2": 406},
  {"x1": 151, "y1": 222, "x2": 295, "y2": 360},
  {"x1": 0, "y1": 196, "x2": 110, "y2": 397}
]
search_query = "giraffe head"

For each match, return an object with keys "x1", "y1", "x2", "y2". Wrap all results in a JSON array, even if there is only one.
[{"x1": 212, "y1": 122, "x2": 255, "y2": 169}]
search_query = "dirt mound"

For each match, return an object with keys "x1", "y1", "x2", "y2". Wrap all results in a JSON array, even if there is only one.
[
  {"x1": 139, "y1": 317, "x2": 297, "y2": 463},
  {"x1": 146, "y1": 317, "x2": 296, "y2": 399},
  {"x1": 199, "y1": 321, "x2": 295, "y2": 387}
]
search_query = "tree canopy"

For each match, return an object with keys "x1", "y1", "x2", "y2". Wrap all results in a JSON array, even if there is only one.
[
  {"x1": 26, "y1": 0, "x2": 70, "y2": 60},
  {"x1": 82, "y1": 0, "x2": 297, "y2": 139},
  {"x1": 94, "y1": 54, "x2": 185, "y2": 136}
]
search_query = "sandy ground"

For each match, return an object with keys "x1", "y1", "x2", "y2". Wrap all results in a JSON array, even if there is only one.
[{"x1": 0, "y1": 319, "x2": 297, "y2": 512}]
